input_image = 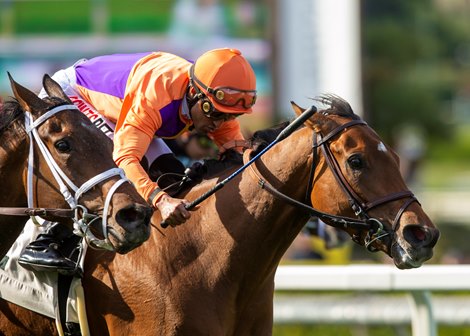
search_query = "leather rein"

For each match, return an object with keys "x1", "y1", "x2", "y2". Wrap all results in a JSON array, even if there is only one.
[
  {"x1": 0, "y1": 104, "x2": 130, "y2": 251},
  {"x1": 245, "y1": 118, "x2": 419, "y2": 251}
]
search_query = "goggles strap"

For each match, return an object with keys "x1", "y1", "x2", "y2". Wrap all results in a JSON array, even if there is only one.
[{"x1": 186, "y1": 85, "x2": 199, "y2": 114}]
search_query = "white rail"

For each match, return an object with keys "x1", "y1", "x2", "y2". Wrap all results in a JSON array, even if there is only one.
[{"x1": 274, "y1": 265, "x2": 470, "y2": 336}]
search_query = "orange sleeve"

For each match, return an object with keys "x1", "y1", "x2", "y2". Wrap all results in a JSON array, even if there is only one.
[{"x1": 113, "y1": 93, "x2": 164, "y2": 205}]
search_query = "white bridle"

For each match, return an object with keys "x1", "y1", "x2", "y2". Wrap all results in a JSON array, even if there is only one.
[{"x1": 24, "y1": 104, "x2": 130, "y2": 251}]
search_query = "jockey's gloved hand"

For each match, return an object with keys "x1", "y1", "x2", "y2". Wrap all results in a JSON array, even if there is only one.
[{"x1": 184, "y1": 161, "x2": 207, "y2": 184}]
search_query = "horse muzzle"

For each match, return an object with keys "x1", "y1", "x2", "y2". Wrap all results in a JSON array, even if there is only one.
[
  {"x1": 390, "y1": 225, "x2": 440, "y2": 269},
  {"x1": 106, "y1": 204, "x2": 153, "y2": 254}
]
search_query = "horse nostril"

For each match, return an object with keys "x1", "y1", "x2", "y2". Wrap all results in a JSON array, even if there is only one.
[
  {"x1": 403, "y1": 225, "x2": 439, "y2": 248},
  {"x1": 116, "y1": 204, "x2": 152, "y2": 228}
]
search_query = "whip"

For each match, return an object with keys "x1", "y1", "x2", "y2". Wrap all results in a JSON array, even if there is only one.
[{"x1": 161, "y1": 105, "x2": 317, "y2": 228}]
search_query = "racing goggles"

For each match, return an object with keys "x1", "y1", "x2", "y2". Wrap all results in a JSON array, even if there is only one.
[{"x1": 190, "y1": 66, "x2": 257, "y2": 109}]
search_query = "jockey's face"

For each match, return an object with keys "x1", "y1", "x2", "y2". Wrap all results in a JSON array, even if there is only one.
[{"x1": 190, "y1": 100, "x2": 237, "y2": 134}]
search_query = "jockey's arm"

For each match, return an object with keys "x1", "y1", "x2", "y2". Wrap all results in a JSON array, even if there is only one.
[
  {"x1": 113, "y1": 121, "x2": 167, "y2": 206},
  {"x1": 113, "y1": 97, "x2": 190, "y2": 225}
]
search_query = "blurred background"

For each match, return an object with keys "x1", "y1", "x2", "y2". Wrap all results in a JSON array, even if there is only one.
[{"x1": 1, "y1": 0, "x2": 470, "y2": 334}]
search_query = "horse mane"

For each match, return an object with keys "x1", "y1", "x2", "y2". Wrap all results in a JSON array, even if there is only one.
[
  {"x1": 199, "y1": 121, "x2": 290, "y2": 180},
  {"x1": 250, "y1": 121, "x2": 290, "y2": 155}
]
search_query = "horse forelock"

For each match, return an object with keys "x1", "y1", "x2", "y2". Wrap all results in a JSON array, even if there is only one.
[
  {"x1": 314, "y1": 94, "x2": 360, "y2": 120},
  {"x1": 308, "y1": 94, "x2": 362, "y2": 135},
  {"x1": 0, "y1": 98, "x2": 24, "y2": 135},
  {"x1": 0, "y1": 95, "x2": 72, "y2": 134}
]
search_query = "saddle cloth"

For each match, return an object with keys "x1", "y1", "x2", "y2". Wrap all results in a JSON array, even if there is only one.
[{"x1": 0, "y1": 219, "x2": 81, "y2": 323}]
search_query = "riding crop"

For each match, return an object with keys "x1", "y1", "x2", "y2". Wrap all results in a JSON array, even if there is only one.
[{"x1": 161, "y1": 105, "x2": 317, "y2": 228}]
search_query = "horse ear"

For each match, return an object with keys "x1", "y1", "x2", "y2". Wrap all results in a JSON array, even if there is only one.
[
  {"x1": 290, "y1": 101, "x2": 304, "y2": 117},
  {"x1": 8, "y1": 72, "x2": 48, "y2": 113},
  {"x1": 42, "y1": 74, "x2": 72, "y2": 104},
  {"x1": 290, "y1": 101, "x2": 314, "y2": 128}
]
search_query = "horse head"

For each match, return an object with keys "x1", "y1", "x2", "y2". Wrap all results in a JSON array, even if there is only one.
[
  {"x1": 291, "y1": 96, "x2": 439, "y2": 269},
  {"x1": 6, "y1": 74, "x2": 152, "y2": 254}
]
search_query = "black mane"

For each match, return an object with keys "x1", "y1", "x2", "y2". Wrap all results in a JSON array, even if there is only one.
[
  {"x1": 250, "y1": 121, "x2": 290, "y2": 156},
  {"x1": 199, "y1": 121, "x2": 290, "y2": 180}
]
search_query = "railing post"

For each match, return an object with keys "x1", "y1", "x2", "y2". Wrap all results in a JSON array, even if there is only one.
[{"x1": 408, "y1": 291, "x2": 436, "y2": 336}]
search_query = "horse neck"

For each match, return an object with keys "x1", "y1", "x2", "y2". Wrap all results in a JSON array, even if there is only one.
[
  {"x1": 256, "y1": 126, "x2": 313, "y2": 204},
  {"x1": 0, "y1": 123, "x2": 29, "y2": 206},
  {"x1": 235, "y1": 127, "x2": 313, "y2": 264},
  {"x1": 0, "y1": 124, "x2": 30, "y2": 258}
]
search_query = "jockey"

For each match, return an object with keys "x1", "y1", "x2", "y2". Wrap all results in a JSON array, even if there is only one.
[{"x1": 18, "y1": 48, "x2": 257, "y2": 274}]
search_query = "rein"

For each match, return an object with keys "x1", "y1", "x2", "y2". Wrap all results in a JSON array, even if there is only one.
[
  {"x1": 244, "y1": 150, "x2": 371, "y2": 231},
  {"x1": 0, "y1": 104, "x2": 130, "y2": 251},
  {"x1": 0, "y1": 207, "x2": 74, "y2": 218},
  {"x1": 245, "y1": 116, "x2": 419, "y2": 251}
]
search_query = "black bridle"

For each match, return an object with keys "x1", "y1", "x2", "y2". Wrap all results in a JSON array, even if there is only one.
[{"x1": 247, "y1": 117, "x2": 419, "y2": 251}]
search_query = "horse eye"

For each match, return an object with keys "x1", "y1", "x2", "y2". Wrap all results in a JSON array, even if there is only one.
[
  {"x1": 347, "y1": 155, "x2": 364, "y2": 170},
  {"x1": 54, "y1": 139, "x2": 71, "y2": 153}
]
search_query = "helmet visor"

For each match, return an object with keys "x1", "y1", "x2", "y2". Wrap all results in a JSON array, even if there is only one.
[
  {"x1": 191, "y1": 65, "x2": 257, "y2": 110},
  {"x1": 209, "y1": 87, "x2": 257, "y2": 109}
]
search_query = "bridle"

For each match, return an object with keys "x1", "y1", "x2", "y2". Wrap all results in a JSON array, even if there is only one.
[
  {"x1": 245, "y1": 116, "x2": 419, "y2": 251},
  {"x1": 0, "y1": 104, "x2": 130, "y2": 251}
]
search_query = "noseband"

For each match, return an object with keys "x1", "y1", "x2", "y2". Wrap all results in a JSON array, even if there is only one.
[
  {"x1": 0, "y1": 104, "x2": 129, "y2": 251},
  {"x1": 246, "y1": 118, "x2": 419, "y2": 251}
]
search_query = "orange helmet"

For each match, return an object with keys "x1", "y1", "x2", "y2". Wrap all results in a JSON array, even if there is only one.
[{"x1": 190, "y1": 48, "x2": 257, "y2": 114}]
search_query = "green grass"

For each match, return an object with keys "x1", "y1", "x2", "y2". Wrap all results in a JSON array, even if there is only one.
[
  {"x1": 9, "y1": 0, "x2": 173, "y2": 35},
  {"x1": 108, "y1": 0, "x2": 173, "y2": 33},
  {"x1": 14, "y1": 1, "x2": 92, "y2": 34},
  {"x1": 5, "y1": 0, "x2": 266, "y2": 36},
  {"x1": 421, "y1": 161, "x2": 470, "y2": 189},
  {"x1": 420, "y1": 125, "x2": 470, "y2": 189}
]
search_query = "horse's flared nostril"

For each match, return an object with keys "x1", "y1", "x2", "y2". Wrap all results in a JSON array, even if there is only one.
[
  {"x1": 403, "y1": 225, "x2": 439, "y2": 248},
  {"x1": 116, "y1": 204, "x2": 152, "y2": 230},
  {"x1": 426, "y1": 227, "x2": 440, "y2": 248}
]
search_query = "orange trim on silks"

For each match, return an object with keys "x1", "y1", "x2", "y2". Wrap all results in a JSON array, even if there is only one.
[{"x1": 221, "y1": 139, "x2": 252, "y2": 152}]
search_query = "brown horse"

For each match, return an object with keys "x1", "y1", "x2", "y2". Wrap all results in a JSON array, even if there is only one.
[
  {"x1": 0, "y1": 74, "x2": 152, "y2": 259},
  {"x1": 0, "y1": 96, "x2": 439, "y2": 335}
]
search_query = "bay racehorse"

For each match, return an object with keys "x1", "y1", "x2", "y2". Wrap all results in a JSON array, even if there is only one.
[
  {"x1": 0, "y1": 74, "x2": 152, "y2": 259},
  {"x1": 0, "y1": 95, "x2": 439, "y2": 335}
]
